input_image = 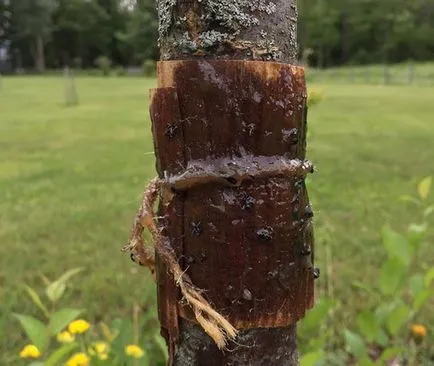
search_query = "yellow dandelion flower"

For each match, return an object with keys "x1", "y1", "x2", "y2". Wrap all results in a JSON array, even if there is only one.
[
  {"x1": 411, "y1": 324, "x2": 427, "y2": 339},
  {"x1": 57, "y1": 331, "x2": 75, "y2": 344},
  {"x1": 125, "y1": 344, "x2": 145, "y2": 359},
  {"x1": 19, "y1": 344, "x2": 42, "y2": 359},
  {"x1": 68, "y1": 319, "x2": 90, "y2": 334},
  {"x1": 88, "y1": 341, "x2": 110, "y2": 360},
  {"x1": 65, "y1": 352, "x2": 90, "y2": 366},
  {"x1": 94, "y1": 342, "x2": 109, "y2": 354}
]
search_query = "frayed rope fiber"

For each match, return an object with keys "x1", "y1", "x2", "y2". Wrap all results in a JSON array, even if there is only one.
[{"x1": 123, "y1": 178, "x2": 238, "y2": 349}]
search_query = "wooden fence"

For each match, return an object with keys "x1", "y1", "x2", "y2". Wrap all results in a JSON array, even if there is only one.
[{"x1": 307, "y1": 63, "x2": 434, "y2": 86}]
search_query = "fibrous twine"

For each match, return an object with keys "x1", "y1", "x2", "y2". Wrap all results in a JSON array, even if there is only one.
[{"x1": 123, "y1": 178, "x2": 238, "y2": 349}]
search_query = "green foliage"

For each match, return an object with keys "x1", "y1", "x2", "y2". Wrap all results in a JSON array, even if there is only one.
[
  {"x1": 307, "y1": 90, "x2": 324, "y2": 108},
  {"x1": 300, "y1": 350, "x2": 324, "y2": 366},
  {"x1": 14, "y1": 266, "x2": 167, "y2": 365},
  {"x1": 143, "y1": 59, "x2": 156, "y2": 77},
  {"x1": 300, "y1": 178, "x2": 434, "y2": 365},
  {"x1": 95, "y1": 56, "x2": 112, "y2": 76},
  {"x1": 23, "y1": 285, "x2": 50, "y2": 319},
  {"x1": 418, "y1": 177, "x2": 432, "y2": 201},
  {"x1": 114, "y1": 66, "x2": 126, "y2": 77},
  {"x1": 13, "y1": 268, "x2": 83, "y2": 358},
  {"x1": 44, "y1": 343, "x2": 79, "y2": 366},
  {"x1": 344, "y1": 330, "x2": 367, "y2": 359},
  {"x1": 4, "y1": 0, "x2": 434, "y2": 72},
  {"x1": 12, "y1": 314, "x2": 49, "y2": 352},
  {"x1": 48, "y1": 309, "x2": 83, "y2": 335},
  {"x1": 343, "y1": 177, "x2": 434, "y2": 364},
  {"x1": 298, "y1": 0, "x2": 434, "y2": 66},
  {"x1": 298, "y1": 298, "x2": 337, "y2": 364},
  {"x1": 115, "y1": 0, "x2": 159, "y2": 64}
]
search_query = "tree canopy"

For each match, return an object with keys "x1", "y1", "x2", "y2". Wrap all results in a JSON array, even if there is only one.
[{"x1": 2, "y1": 0, "x2": 433, "y2": 71}]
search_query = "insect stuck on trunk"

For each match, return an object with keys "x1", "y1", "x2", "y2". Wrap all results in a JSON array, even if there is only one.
[
  {"x1": 164, "y1": 123, "x2": 179, "y2": 139},
  {"x1": 301, "y1": 245, "x2": 312, "y2": 256},
  {"x1": 191, "y1": 221, "x2": 203, "y2": 236},
  {"x1": 256, "y1": 227, "x2": 274, "y2": 242},
  {"x1": 242, "y1": 196, "x2": 256, "y2": 210},
  {"x1": 304, "y1": 204, "x2": 314, "y2": 219}
]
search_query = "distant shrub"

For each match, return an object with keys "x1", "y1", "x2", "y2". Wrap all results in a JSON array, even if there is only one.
[
  {"x1": 143, "y1": 60, "x2": 156, "y2": 77},
  {"x1": 72, "y1": 57, "x2": 82, "y2": 70},
  {"x1": 84, "y1": 69, "x2": 103, "y2": 77},
  {"x1": 302, "y1": 48, "x2": 314, "y2": 67},
  {"x1": 114, "y1": 66, "x2": 126, "y2": 77},
  {"x1": 94, "y1": 56, "x2": 112, "y2": 76}
]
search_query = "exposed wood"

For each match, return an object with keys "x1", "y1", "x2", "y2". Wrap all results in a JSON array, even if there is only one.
[{"x1": 150, "y1": 60, "x2": 314, "y2": 365}]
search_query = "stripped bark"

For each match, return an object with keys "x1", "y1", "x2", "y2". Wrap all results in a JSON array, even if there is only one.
[{"x1": 148, "y1": 1, "x2": 315, "y2": 365}]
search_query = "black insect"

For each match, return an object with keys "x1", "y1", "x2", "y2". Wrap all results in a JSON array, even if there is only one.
[
  {"x1": 307, "y1": 162, "x2": 315, "y2": 174},
  {"x1": 294, "y1": 179, "x2": 305, "y2": 190},
  {"x1": 242, "y1": 288, "x2": 253, "y2": 301},
  {"x1": 267, "y1": 270, "x2": 278, "y2": 280},
  {"x1": 288, "y1": 128, "x2": 298, "y2": 145},
  {"x1": 164, "y1": 123, "x2": 178, "y2": 139},
  {"x1": 301, "y1": 245, "x2": 312, "y2": 256},
  {"x1": 313, "y1": 267, "x2": 320, "y2": 280},
  {"x1": 256, "y1": 227, "x2": 273, "y2": 242},
  {"x1": 191, "y1": 221, "x2": 203, "y2": 236},
  {"x1": 242, "y1": 196, "x2": 255, "y2": 210},
  {"x1": 304, "y1": 204, "x2": 314, "y2": 219}
]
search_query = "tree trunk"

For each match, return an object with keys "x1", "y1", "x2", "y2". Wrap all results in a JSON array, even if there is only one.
[
  {"x1": 150, "y1": 1, "x2": 315, "y2": 365},
  {"x1": 35, "y1": 35, "x2": 45, "y2": 73}
]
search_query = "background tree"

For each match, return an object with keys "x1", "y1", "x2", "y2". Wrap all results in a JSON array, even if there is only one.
[
  {"x1": 115, "y1": 0, "x2": 158, "y2": 64},
  {"x1": 4, "y1": 0, "x2": 434, "y2": 71},
  {"x1": 10, "y1": 0, "x2": 55, "y2": 72},
  {"x1": 51, "y1": 0, "x2": 111, "y2": 68}
]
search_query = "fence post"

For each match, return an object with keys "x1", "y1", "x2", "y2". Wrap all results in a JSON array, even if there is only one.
[
  {"x1": 364, "y1": 67, "x2": 370, "y2": 84},
  {"x1": 383, "y1": 64, "x2": 391, "y2": 85},
  {"x1": 63, "y1": 67, "x2": 78, "y2": 106},
  {"x1": 127, "y1": 1, "x2": 317, "y2": 365},
  {"x1": 348, "y1": 67, "x2": 355, "y2": 83},
  {"x1": 407, "y1": 61, "x2": 414, "y2": 85}
]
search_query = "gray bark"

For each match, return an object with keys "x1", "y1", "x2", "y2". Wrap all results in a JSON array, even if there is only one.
[
  {"x1": 174, "y1": 320, "x2": 298, "y2": 366},
  {"x1": 157, "y1": 0, "x2": 298, "y2": 64}
]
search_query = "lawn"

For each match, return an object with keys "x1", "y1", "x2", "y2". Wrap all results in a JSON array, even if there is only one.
[{"x1": 1, "y1": 76, "x2": 433, "y2": 362}]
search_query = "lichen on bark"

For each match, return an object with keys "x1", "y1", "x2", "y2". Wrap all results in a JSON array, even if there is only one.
[{"x1": 157, "y1": 0, "x2": 298, "y2": 64}]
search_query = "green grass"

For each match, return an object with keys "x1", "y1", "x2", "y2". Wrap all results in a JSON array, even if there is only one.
[{"x1": 1, "y1": 76, "x2": 433, "y2": 361}]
